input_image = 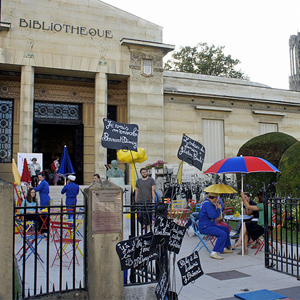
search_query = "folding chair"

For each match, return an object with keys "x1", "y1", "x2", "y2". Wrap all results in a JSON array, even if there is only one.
[
  {"x1": 254, "y1": 210, "x2": 285, "y2": 255},
  {"x1": 191, "y1": 215, "x2": 211, "y2": 253},
  {"x1": 15, "y1": 219, "x2": 45, "y2": 262},
  {"x1": 50, "y1": 221, "x2": 82, "y2": 269}
]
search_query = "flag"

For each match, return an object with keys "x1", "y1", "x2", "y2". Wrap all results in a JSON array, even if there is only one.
[
  {"x1": 177, "y1": 161, "x2": 183, "y2": 185},
  {"x1": 21, "y1": 158, "x2": 31, "y2": 183},
  {"x1": 12, "y1": 158, "x2": 21, "y2": 185}
]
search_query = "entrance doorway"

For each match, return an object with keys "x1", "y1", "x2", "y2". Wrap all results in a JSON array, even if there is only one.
[{"x1": 33, "y1": 123, "x2": 83, "y2": 185}]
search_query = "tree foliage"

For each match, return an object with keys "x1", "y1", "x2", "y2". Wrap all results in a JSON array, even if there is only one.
[{"x1": 165, "y1": 43, "x2": 248, "y2": 79}]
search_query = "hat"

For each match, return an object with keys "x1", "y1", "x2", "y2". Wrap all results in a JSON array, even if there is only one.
[
  {"x1": 68, "y1": 175, "x2": 76, "y2": 181},
  {"x1": 208, "y1": 192, "x2": 218, "y2": 198}
]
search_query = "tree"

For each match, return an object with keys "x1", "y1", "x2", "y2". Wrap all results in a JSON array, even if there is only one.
[{"x1": 164, "y1": 43, "x2": 248, "y2": 79}]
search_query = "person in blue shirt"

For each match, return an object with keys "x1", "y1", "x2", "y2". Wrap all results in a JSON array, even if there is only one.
[
  {"x1": 27, "y1": 171, "x2": 50, "y2": 207},
  {"x1": 61, "y1": 175, "x2": 79, "y2": 219},
  {"x1": 198, "y1": 192, "x2": 233, "y2": 260}
]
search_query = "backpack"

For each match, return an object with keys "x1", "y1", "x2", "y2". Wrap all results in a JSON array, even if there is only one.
[{"x1": 51, "y1": 162, "x2": 56, "y2": 171}]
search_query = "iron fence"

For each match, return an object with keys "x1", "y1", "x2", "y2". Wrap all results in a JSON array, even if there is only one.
[
  {"x1": 122, "y1": 198, "x2": 168, "y2": 286},
  {"x1": 13, "y1": 201, "x2": 86, "y2": 299},
  {"x1": 265, "y1": 197, "x2": 300, "y2": 280}
]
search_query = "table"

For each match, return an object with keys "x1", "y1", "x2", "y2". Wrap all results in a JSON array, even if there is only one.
[{"x1": 224, "y1": 215, "x2": 251, "y2": 221}]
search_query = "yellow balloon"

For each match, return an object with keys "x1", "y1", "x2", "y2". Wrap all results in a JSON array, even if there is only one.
[{"x1": 117, "y1": 148, "x2": 148, "y2": 164}]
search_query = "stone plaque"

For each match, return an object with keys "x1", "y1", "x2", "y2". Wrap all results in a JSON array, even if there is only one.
[{"x1": 92, "y1": 189, "x2": 122, "y2": 234}]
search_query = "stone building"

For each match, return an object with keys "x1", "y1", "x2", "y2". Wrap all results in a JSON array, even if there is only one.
[{"x1": 1, "y1": 0, "x2": 300, "y2": 184}]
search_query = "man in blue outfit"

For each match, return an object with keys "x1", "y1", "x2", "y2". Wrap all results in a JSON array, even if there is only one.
[
  {"x1": 61, "y1": 175, "x2": 79, "y2": 219},
  {"x1": 198, "y1": 192, "x2": 233, "y2": 260}
]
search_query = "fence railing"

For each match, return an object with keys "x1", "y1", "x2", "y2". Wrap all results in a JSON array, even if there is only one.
[
  {"x1": 13, "y1": 202, "x2": 86, "y2": 299},
  {"x1": 122, "y1": 198, "x2": 171, "y2": 286},
  {"x1": 265, "y1": 197, "x2": 300, "y2": 280}
]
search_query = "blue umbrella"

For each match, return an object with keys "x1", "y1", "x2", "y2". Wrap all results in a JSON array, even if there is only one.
[{"x1": 58, "y1": 145, "x2": 75, "y2": 177}]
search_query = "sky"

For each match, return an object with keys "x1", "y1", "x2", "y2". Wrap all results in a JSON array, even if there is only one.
[{"x1": 103, "y1": 0, "x2": 300, "y2": 90}]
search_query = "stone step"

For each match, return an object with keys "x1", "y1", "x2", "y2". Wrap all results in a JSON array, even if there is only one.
[{"x1": 49, "y1": 185, "x2": 88, "y2": 205}]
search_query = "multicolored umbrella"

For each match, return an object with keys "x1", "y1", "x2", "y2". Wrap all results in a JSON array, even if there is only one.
[
  {"x1": 204, "y1": 183, "x2": 237, "y2": 194},
  {"x1": 204, "y1": 156, "x2": 280, "y2": 175},
  {"x1": 21, "y1": 158, "x2": 31, "y2": 183}
]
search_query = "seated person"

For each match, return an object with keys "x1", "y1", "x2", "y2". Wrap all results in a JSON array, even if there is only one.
[
  {"x1": 233, "y1": 191, "x2": 271, "y2": 255},
  {"x1": 20, "y1": 188, "x2": 41, "y2": 231},
  {"x1": 185, "y1": 194, "x2": 231, "y2": 233},
  {"x1": 232, "y1": 192, "x2": 258, "y2": 239},
  {"x1": 198, "y1": 193, "x2": 233, "y2": 260}
]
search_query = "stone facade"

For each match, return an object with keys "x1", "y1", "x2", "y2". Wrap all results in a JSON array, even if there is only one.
[{"x1": 1, "y1": 0, "x2": 300, "y2": 184}]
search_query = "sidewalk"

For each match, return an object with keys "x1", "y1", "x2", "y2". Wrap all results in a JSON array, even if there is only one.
[{"x1": 173, "y1": 232, "x2": 300, "y2": 300}]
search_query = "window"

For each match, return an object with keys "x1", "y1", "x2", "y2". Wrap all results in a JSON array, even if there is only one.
[
  {"x1": 0, "y1": 99, "x2": 13, "y2": 163},
  {"x1": 202, "y1": 119, "x2": 224, "y2": 164},
  {"x1": 259, "y1": 123, "x2": 278, "y2": 135}
]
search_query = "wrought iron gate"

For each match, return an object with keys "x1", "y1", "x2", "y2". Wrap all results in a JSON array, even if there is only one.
[
  {"x1": 13, "y1": 199, "x2": 87, "y2": 299},
  {"x1": 265, "y1": 197, "x2": 300, "y2": 280}
]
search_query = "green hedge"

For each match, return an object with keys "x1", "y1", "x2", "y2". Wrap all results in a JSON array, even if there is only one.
[{"x1": 237, "y1": 132, "x2": 297, "y2": 196}]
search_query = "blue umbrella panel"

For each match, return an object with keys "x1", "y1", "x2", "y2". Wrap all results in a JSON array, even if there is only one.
[{"x1": 58, "y1": 146, "x2": 75, "y2": 176}]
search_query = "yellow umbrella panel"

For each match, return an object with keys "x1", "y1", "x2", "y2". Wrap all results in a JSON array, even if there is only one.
[{"x1": 204, "y1": 183, "x2": 237, "y2": 194}]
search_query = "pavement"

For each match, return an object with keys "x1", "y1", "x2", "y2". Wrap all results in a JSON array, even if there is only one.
[{"x1": 170, "y1": 228, "x2": 300, "y2": 300}]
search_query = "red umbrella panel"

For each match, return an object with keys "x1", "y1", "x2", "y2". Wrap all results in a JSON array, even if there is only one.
[{"x1": 21, "y1": 158, "x2": 31, "y2": 183}]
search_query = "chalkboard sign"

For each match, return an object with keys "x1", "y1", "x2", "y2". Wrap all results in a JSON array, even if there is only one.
[
  {"x1": 177, "y1": 251, "x2": 204, "y2": 286},
  {"x1": 151, "y1": 215, "x2": 172, "y2": 248},
  {"x1": 116, "y1": 232, "x2": 158, "y2": 271},
  {"x1": 101, "y1": 118, "x2": 139, "y2": 151},
  {"x1": 155, "y1": 267, "x2": 169, "y2": 300},
  {"x1": 168, "y1": 222, "x2": 186, "y2": 254},
  {"x1": 177, "y1": 134, "x2": 205, "y2": 171}
]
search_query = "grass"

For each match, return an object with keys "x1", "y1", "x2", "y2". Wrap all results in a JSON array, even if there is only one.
[{"x1": 14, "y1": 264, "x2": 21, "y2": 299}]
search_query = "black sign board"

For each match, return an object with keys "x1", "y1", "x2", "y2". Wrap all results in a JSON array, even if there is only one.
[
  {"x1": 168, "y1": 222, "x2": 186, "y2": 254},
  {"x1": 116, "y1": 232, "x2": 158, "y2": 271},
  {"x1": 151, "y1": 215, "x2": 172, "y2": 248},
  {"x1": 177, "y1": 251, "x2": 204, "y2": 286},
  {"x1": 155, "y1": 267, "x2": 169, "y2": 300},
  {"x1": 101, "y1": 118, "x2": 139, "y2": 151},
  {"x1": 177, "y1": 134, "x2": 205, "y2": 171}
]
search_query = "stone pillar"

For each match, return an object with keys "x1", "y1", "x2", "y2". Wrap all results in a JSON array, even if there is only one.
[
  {"x1": 95, "y1": 66, "x2": 108, "y2": 179},
  {"x1": 85, "y1": 181, "x2": 123, "y2": 300},
  {"x1": 19, "y1": 65, "x2": 34, "y2": 153},
  {"x1": 0, "y1": 181, "x2": 14, "y2": 300}
]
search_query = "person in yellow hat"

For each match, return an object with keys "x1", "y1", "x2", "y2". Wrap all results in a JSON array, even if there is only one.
[{"x1": 198, "y1": 192, "x2": 233, "y2": 260}]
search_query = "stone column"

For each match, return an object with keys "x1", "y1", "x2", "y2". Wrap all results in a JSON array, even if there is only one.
[
  {"x1": 84, "y1": 181, "x2": 123, "y2": 300},
  {"x1": 95, "y1": 65, "x2": 108, "y2": 179},
  {"x1": 0, "y1": 181, "x2": 13, "y2": 300},
  {"x1": 19, "y1": 65, "x2": 34, "y2": 153}
]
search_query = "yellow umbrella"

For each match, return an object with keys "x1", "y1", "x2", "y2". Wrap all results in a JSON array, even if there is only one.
[
  {"x1": 117, "y1": 148, "x2": 148, "y2": 191},
  {"x1": 12, "y1": 158, "x2": 21, "y2": 186},
  {"x1": 204, "y1": 183, "x2": 237, "y2": 194}
]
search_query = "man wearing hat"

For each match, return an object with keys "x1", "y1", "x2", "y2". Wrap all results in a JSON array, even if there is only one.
[
  {"x1": 198, "y1": 192, "x2": 233, "y2": 260},
  {"x1": 61, "y1": 175, "x2": 79, "y2": 219}
]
